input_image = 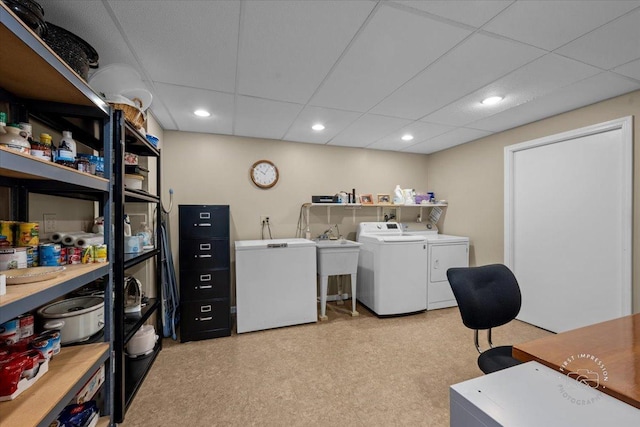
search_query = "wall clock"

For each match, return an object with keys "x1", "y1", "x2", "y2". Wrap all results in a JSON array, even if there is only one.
[{"x1": 250, "y1": 160, "x2": 279, "y2": 189}]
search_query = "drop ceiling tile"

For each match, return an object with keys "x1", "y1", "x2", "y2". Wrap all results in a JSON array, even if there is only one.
[
  {"x1": 483, "y1": 1, "x2": 639, "y2": 51},
  {"x1": 37, "y1": 0, "x2": 140, "y2": 67},
  {"x1": 371, "y1": 33, "x2": 545, "y2": 119},
  {"x1": 471, "y1": 72, "x2": 640, "y2": 132},
  {"x1": 555, "y1": 7, "x2": 640, "y2": 69},
  {"x1": 238, "y1": 1, "x2": 374, "y2": 104},
  {"x1": 613, "y1": 58, "x2": 640, "y2": 81},
  {"x1": 309, "y1": 4, "x2": 472, "y2": 112},
  {"x1": 283, "y1": 106, "x2": 361, "y2": 144},
  {"x1": 403, "y1": 128, "x2": 492, "y2": 154},
  {"x1": 153, "y1": 83, "x2": 234, "y2": 134},
  {"x1": 329, "y1": 114, "x2": 411, "y2": 148},
  {"x1": 234, "y1": 96, "x2": 303, "y2": 140},
  {"x1": 392, "y1": 0, "x2": 512, "y2": 28},
  {"x1": 423, "y1": 54, "x2": 601, "y2": 127},
  {"x1": 367, "y1": 121, "x2": 454, "y2": 151},
  {"x1": 108, "y1": 0, "x2": 240, "y2": 92},
  {"x1": 148, "y1": 99, "x2": 177, "y2": 131}
]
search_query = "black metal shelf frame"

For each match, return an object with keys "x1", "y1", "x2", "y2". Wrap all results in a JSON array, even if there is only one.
[
  {"x1": 113, "y1": 110, "x2": 163, "y2": 423},
  {"x1": 124, "y1": 343, "x2": 161, "y2": 410},
  {"x1": 123, "y1": 298, "x2": 160, "y2": 344},
  {"x1": 0, "y1": 6, "x2": 115, "y2": 425}
]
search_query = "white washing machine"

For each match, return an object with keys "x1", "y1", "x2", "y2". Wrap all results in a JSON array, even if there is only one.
[
  {"x1": 402, "y1": 223, "x2": 469, "y2": 310},
  {"x1": 356, "y1": 222, "x2": 428, "y2": 315},
  {"x1": 235, "y1": 238, "x2": 317, "y2": 333}
]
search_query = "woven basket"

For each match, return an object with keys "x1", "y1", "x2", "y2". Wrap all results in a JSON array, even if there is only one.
[{"x1": 109, "y1": 97, "x2": 145, "y2": 128}]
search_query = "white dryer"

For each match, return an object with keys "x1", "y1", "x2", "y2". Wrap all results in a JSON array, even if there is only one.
[
  {"x1": 402, "y1": 223, "x2": 469, "y2": 310},
  {"x1": 356, "y1": 222, "x2": 427, "y2": 315}
]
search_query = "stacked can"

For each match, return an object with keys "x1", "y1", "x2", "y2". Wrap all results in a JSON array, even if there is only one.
[{"x1": 39, "y1": 243, "x2": 61, "y2": 266}]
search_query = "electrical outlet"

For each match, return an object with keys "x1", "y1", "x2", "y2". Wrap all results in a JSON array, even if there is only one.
[
  {"x1": 43, "y1": 213, "x2": 56, "y2": 233},
  {"x1": 260, "y1": 215, "x2": 270, "y2": 225}
]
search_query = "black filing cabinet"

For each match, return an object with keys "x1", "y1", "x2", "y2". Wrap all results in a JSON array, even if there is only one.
[{"x1": 179, "y1": 205, "x2": 231, "y2": 342}]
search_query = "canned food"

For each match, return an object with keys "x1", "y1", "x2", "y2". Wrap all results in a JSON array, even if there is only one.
[
  {"x1": 0, "y1": 247, "x2": 28, "y2": 270},
  {"x1": 81, "y1": 246, "x2": 94, "y2": 264},
  {"x1": 67, "y1": 247, "x2": 82, "y2": 265},
  {"x1": 39, "y1": 243, "x2": 61, "y2": 266},
  {"x1": 17, "y1": 222, "x2": 39, "y2": 247},
  {"x1": 0, "y1": 221, "x2": 16, "y2": 246},
  {"x1": 18, "y1": 314, "x2": 34, "y2": 340},
  {"x1": 59, "y1": 246, "x2": 67, "y2": 265},
  {"x1": 30, "y1": 245, "x2": 38, "y2": 267},
  {"x1": 25, "y1": 245, "x2": 37, "y2": 267},
  {"x1": 0, "y1": 319, "x2": 19, "y2": 345},
  {"x1": 93, "y1": 244, "x2": 107, "y2": 263}
]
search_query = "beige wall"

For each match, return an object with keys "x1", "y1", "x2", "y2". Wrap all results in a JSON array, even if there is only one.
[
  {"x1": 162, "y1": 132, "x2": 430, "y2": 243},
  {"x1": 161, "y1": 132, "x2": 430, "y2": 299},
  {"x1": 427, "y1": 89, "x2": 640, "y2": 313}
]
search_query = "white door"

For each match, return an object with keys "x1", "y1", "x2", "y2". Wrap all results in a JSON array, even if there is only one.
[
  {"x1": 505, "y1": 117, "x2": 632, "y2": 332},
  {"x1": 428, "y1": 243, "x2": 469, "y2": 309}
]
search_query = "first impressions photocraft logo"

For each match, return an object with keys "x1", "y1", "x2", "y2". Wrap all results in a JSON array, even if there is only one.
[{"x1": 557, "y1": 352, "x2": 609, "y2": 406}]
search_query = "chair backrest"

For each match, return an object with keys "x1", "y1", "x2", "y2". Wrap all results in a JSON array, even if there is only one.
[{"x1": 446, "y1": 264, "x2": 521, "y2": 330}]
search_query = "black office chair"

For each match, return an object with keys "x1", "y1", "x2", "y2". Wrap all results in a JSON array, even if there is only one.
[{"x1": 446, "y1": 264, "x2": 523, "y2": 374}]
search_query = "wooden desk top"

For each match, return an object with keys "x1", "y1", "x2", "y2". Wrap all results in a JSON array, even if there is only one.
[{"x1": 513, "y1": 313, "x2": 640, "y2": 409}]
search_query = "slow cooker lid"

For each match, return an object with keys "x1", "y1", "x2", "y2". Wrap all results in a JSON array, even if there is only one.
[{"x1": 39, "y1": 296, "x2": 104, "y2": 318}]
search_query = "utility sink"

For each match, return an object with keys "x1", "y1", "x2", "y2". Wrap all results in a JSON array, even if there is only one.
[
  {"x1": 315, "y1": 239, "x2": 362, "y2": 321},
  {"x1": 315, "y1": 239, "x2": 362, "y2": 276}
]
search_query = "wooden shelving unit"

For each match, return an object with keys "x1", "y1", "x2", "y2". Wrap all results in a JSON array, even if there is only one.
[
  {"x1": 0, "y1": 3, "x2": 114, "y2": 425},
  {"x1": 0, "y1": 344, "x2": 109, "y2": 427}
]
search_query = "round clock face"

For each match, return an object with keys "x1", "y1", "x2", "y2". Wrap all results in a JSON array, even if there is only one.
[{"x1": 250, "y1": 160, "x2": 279, "y2": 189}]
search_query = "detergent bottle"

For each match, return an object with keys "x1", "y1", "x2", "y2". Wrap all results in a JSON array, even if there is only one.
[{"x1": 393, "y1": 185, "x2": 404, "y2": 205}]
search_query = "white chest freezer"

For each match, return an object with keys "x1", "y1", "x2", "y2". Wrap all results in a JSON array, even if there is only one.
[{"x1": 235, "y1": 238, "x2": 317, "y2": 333}]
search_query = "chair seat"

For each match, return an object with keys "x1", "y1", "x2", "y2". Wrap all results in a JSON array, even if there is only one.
[{"x1": 477, "y1": 345, "x2": 522, "y2": 374}]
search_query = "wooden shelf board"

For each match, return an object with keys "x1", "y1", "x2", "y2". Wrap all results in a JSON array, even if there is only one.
[
  {"x1": 0, "y1": 146, "x2": 109, "y2": 185},
  {"x1": 0, "y1": 262, "x2": 110, "y2": 308},
  {"x1": 0, "y1": 5, "x2": 106, "y2": 110},
  {"x1": 0, "y1": 343, "x2": 109, "y2": 427}
]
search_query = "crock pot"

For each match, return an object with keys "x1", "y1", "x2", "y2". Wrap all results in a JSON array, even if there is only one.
[
  {"x1": 126, "y1": 324, "x2": 157, "y2": 358},
  {"x1": 38, "y1": 296, "x2": 104, "y2": 344}
]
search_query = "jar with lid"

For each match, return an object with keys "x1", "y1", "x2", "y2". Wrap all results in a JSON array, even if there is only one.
[
  {"x1": 0, "y1": 235, "x2": 11, "y2": 247},
  {"x1": 30, "y1": 133, "x2": 52, "y2": 161},
  {"x1": 0, "y1": 124, "x2": 31, "y2": 154},
  {"x1": 75, "y1": 157, "x2": 91, "y2": 173}
]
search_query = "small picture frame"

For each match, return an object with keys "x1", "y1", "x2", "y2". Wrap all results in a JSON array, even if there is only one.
[
  {"x1": 361, "y1": 194, "x2": 374, "y2": 205},
  {"x1": 377, "y1": 194, "x2": 391, "y2": 204}
]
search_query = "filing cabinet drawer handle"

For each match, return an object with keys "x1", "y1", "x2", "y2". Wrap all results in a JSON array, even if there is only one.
[
  {"x1": 201, "y1": 305, "x2": 212, "y2": 313},
  {"x1": 198, "y1": 285, "x2": 213, "y2": 289},
  {"x1": 199, "y1": 212, "x2": 211, "y2": 219},
  {"x1": 200, "y1": 243, "x2": 211, "y2": 250},
  {"x1": 200, "y1": 274, "x2": 212, "y2": 281},
  {"x1": 194, "y1": 254, "x2": 212, "y2": 258},
  {"x1": 194, "y1": 223, "x2": 211, "y2": 227},
  {"x1": 198, "y1": 316, "x2": 213, "y2": 321}
]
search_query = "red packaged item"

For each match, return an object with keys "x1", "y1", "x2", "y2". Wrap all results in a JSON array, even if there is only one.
[{"x1": 0, "y1": 354, "x2": 28, "y2": 396}]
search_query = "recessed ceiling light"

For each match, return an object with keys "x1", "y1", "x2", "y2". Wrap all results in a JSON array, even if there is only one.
[
  {"x1": 194, "y1": 109, "x2": 211, "y2": 117},
  {"x1": 312, "y1": 123, "x2": 325, "y2": 131},
  {"x1": 401, "y1": 134, "x2": 414, "y2": 141},
  {"x1": 481, "y1": 96, "x2": 503, "y2": 106}
]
